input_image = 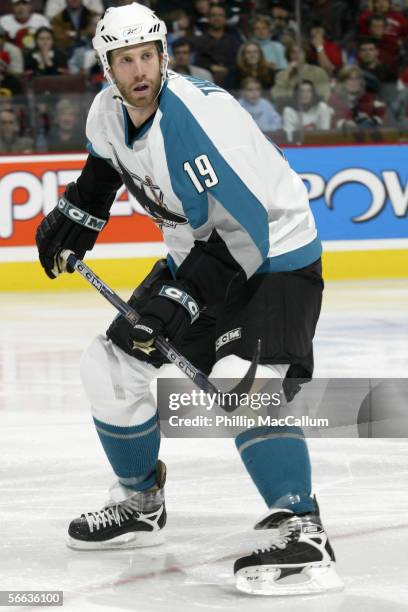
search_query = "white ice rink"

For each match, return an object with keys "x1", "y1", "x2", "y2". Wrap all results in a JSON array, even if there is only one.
[{"x1": 1, "y1": 279, "x2": 408, "y2": 612}]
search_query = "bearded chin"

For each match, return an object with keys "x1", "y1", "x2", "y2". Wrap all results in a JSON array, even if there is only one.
[{"x1": 120, "y1": 83, "x2": 160, "y2": 108}]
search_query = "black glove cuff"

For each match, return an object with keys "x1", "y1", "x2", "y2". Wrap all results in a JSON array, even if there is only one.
[
  {"x1": 156, "y1": 284, "x2": 200, "y2": 323},
  {"x1": 57, "y1": 193, "x2": 107, "y2": 232}
]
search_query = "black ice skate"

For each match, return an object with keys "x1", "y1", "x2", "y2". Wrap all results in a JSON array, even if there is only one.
[
  {"x1": 67, "y1": 461, "x2": 167, "y2": 550},
  {"x1": 234, "y1": 503, "x2": 344, "y2": 596}
]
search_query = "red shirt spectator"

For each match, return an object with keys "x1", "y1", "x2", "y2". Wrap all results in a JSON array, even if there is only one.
[
  {"x1": 328, "y1": 65, "x2": 386, "y2": 129},
  {"x1": 367, "y1": 14, "x2": 400, "y2": 73},
  {"x1": 306, "y1": 22, "x2": 342, "y2": 75},
  {"x1": 0, "y1": 0, "x2": 50, "y2": 51},
  {"x1": 357, "y1": 38, "x2": 397, "y2": 87},
  {"x1": 358, "y1": 0, "x2": 408, "y2": 43}
]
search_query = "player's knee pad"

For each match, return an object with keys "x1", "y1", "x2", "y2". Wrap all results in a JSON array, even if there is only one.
[
  {"x1": 210, "y1": 355, "x2": 288, "y2": 379},
  {"x1": 80, "y1": 334, "x2": 157, "y2": 426}
]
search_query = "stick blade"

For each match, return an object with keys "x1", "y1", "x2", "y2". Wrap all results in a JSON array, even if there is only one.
[{"x1": 220, "y1": 338, "x2": 261, "y2": 412}]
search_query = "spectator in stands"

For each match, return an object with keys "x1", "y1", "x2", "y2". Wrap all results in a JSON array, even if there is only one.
[
  {"x1": 51, "y1": 0, "x2": 99, "y2": 54},
  {"x1": 367, "y1": 13, "x2": 400, "y2": 74},
  {"x1": 193, "y1": 3, "x2": 243, "y2": 86},
  {"x1": 44, "y1": 0, "x2": 104, "y2": 20},
  {"x1": 390, "y1": 67, "x2": 408, "y2": 129},
  {"x1": 357, "y1": 38, "x2": 396, "y2": 93},
  {"x1": 400, "y1": 30, "x2": 408, "y2": 67},
  {"x1": 269, "y1": 3, "x2": 297, "y2": 50},
  {"x1": 0, "y1": 52, "x2": 24, "y2": 97},
  {"x1": 0, "y1": 0, "x2": 50, "y2": 51},
  {"x1": 155, "y1": 0, "x2": 192, "y2": 17},
  {"x1": 305, "y1": 21, "x2": 342, "y2": 76},
  {"x1": 0, "y1": 108, "x2": 33, "y2": 153},
  {"x1": 46, "y1": 97, "x2": 85, "y2": 151},
  {"x1": 272, "y1": 43, "x2": 331, "y2": 103},
  {"x1": 328, "y1": 65, "x2": 386, "y2": 130},
  {"x1": 24, "y1": 27, "x2": 68, "y2": 76},
  {"x1": 225, "y1": 41, "x2": 275, "y2": 90},
  {"x1": 250, "y1": 15, "x2": 287, "y2": 71},
  {"x1": 238, "y1": 76, "x2": 282, "y2": 132},
  {"x1": 68, "y1": 14, "x2": 102, "y2": 89},
  {"x1": 223, "y1": 1, "x2": 252, "y2": 30},
  {"x1": 171, "y1": 38, "x2": 213, "y2": 82},
  {"x1": 0, "y1": 25, "x2": 23, "y2": 75},
  {"x1": 282, "y1": 79, "x2": 333, "y2": 142},
  {"x1": 302, "y1": 0, "x2": 357, "y2": 45},
  {"x1": 166, "y1": 10, "x2": 194, "y2": 55},
  {"x1": 191, "y1": 0, "x2": 210, "y2": 35},
  {"x1": 358, "y1": 0, "x2": 408, "y2": 44}
]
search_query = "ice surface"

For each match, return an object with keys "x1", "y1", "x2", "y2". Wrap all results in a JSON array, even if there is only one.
[{"x1": 1, "y1": 280, "x2": 407, "y2": 611}]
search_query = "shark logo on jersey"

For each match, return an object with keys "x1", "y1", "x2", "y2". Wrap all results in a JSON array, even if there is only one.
[{"x1": 110, "y1": 147, "x2": 188, "y2": 228}]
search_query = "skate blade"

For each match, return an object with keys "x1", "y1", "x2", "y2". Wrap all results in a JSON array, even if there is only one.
[
  {"x1": 66, "y1": 530, "x2": 165, "y2": 551},
  {"x1": 236, "y1": 562, "x2": 344, "y2": 596}
]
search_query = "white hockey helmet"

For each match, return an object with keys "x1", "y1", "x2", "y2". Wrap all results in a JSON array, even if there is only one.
[{"x1": 93, "y1": 3, "x2": 168, "y2": 89}]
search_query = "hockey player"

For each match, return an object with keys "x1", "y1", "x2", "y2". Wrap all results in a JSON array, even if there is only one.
[{"x1": 35, "y1": 2, "x2": 343, "y2": 596}]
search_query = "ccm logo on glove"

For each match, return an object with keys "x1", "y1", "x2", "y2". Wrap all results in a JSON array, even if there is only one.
[
  {"x1": 58, "y1": 197, "x2": 107, "y2": 231},
  {"x1": 158, "y1": 286, "x2": 200, "y2": 322}
]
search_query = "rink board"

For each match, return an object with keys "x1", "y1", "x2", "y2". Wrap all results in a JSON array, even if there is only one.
[
  {"x1": 0, "y1": 248, "x2": 407, "y2": 291},
  {"x1": 0, "y1": 145, "x2": 406, "y2": 290}
]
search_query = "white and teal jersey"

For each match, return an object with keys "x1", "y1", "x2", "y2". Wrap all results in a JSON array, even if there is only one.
[{"x1": 86, "y1": 72, "x2": 321, "y2": 279}]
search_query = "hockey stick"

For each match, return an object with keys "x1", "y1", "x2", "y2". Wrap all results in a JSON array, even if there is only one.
[{"x1": 59, "y1": 250, "x2": 261, "y2": 413}]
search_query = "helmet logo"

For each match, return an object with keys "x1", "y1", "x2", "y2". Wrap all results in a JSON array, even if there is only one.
[{"x1": 122, "y1": 25, "x2": 142, "y2": 37}]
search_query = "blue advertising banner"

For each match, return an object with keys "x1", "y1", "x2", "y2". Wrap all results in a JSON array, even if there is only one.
[{"x1": 285, "y1": 145, "x2": 408, "y2": 241}]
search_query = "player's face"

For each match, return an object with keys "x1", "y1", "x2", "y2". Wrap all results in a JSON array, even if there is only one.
[{"x1": 110, "y1": 43, "x2": 162, "y2": 109}]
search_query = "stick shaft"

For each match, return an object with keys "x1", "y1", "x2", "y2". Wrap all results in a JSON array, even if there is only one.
[{"x1": 66, "y1": 253, "x2": 220, "y2": 393}]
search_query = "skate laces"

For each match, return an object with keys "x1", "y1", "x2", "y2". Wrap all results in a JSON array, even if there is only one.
[
  {"x1": 254, "y1": 519, "x2": 298, "y2": 554},
  {"x1": 84, "y1": 499, "x2": 138, "y2": 533}
]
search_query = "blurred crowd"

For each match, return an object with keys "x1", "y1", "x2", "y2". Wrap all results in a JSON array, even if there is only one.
[{"x1": 0, "y1": 0, "x2": 407, "y2": 152}]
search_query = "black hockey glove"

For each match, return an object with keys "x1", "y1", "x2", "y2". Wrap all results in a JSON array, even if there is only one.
[
  {"x1": 36, "y1": 182, "x2": 108, "y2": 279},
  {"x1": 131, "y1": 280, "x2": 201, "y2": 349}
]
